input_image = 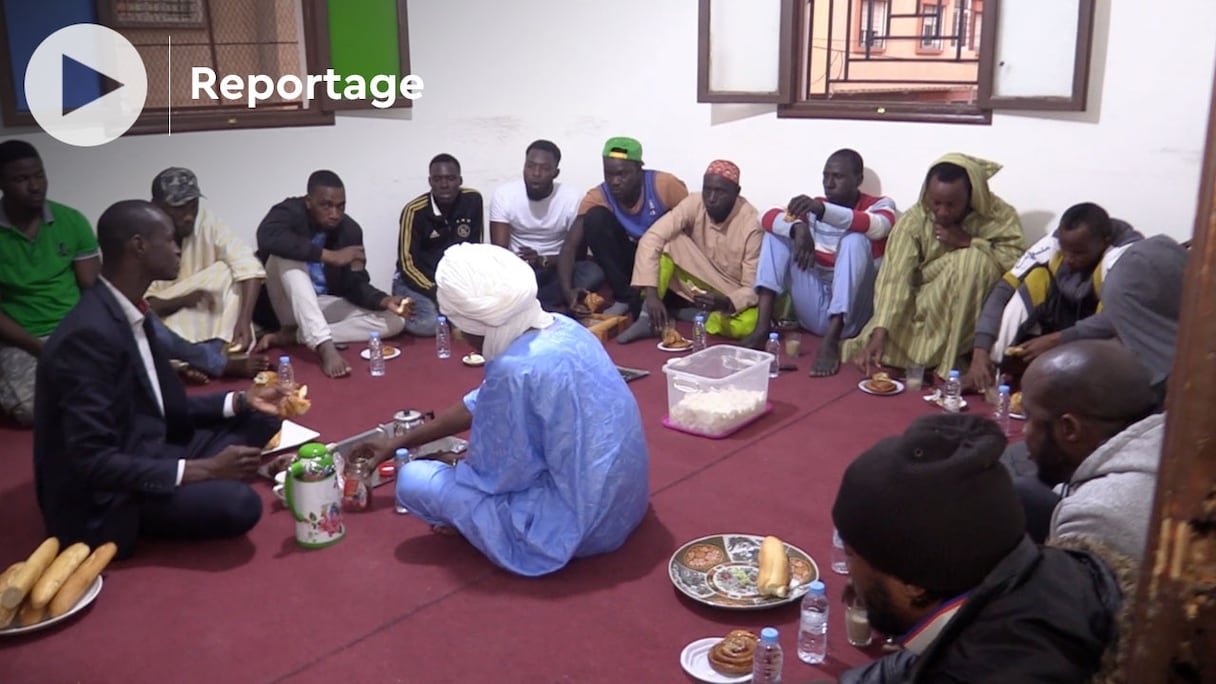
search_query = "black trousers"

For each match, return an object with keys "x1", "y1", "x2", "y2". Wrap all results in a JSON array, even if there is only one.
[
  {"x1": 116, "y1": 411, "x2": 280, "y2": 557},
  {"x1": 582, "y1": 206, "x2": 638, "y2": 304}
]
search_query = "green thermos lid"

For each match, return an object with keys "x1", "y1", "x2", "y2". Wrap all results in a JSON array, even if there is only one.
[{"x1": 297, "y1": 442, "x2": 328, "y2": 460}]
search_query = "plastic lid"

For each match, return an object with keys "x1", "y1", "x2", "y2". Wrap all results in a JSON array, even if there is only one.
[
  {"x1": 279, "y1": 355, "x2": 290, "y2": 364},
  {"x1": 760, "y1": 626, "x2": 779, "y2": 642},
  {"x1": 695, "y1": 313, "x2": 706, "y2": 322},
  {"x1": 395, "y1": 448, "x2": 409, "y2": 457},
  {"x1": 297, "y1": 442, "x2": 328, "y2": 459},
  {"x1": 768, "y1": 332, "x2": 779, "y2": 340},
  {"x1": 998, "y1": 384, "x2": 1011, "y2": 393},
  {"x1": 808, "y1": 579, "x2": 826, "y2": 594},
  {"x1": 948, "y1": 369, "x2": 961, "y2": 378},
  {"x1": 437, "y1": 315, "x2": 447, "y2": 323},
  {"x1": 370, "y1": 331, "x2": 380, "y2": 339}
]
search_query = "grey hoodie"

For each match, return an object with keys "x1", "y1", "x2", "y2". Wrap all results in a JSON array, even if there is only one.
[{"x1": 1049, "y1": 412, "x2": 1164, "y2": 563}]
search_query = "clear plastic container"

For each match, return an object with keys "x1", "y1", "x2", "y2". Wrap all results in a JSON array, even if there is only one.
[{"x1": 662, "y1": 345, "x2": 773, "y2": 437}]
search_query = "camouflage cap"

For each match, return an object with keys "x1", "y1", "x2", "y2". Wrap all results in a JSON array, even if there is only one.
[{"x1": 152, "y1": 167, "x2": 204, "y2": 206}]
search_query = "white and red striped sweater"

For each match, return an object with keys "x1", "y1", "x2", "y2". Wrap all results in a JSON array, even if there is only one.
[{"x1": 761, "y1": 193, "x2": 898, "y2": 268}]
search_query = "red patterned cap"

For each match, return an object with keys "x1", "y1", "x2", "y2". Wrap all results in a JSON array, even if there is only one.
[{"x1": 705, "y1": 159, "x2": 740, "y2": 185}]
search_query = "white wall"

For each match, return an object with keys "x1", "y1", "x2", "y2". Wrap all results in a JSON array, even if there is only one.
[{"x1": 8, "y1": 0, "x2": 1215, "y2": 293}]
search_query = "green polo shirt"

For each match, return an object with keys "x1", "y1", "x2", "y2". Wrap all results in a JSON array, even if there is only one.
[{"x1": 0, "y1": 200, "x2": 99, "y2": 337}]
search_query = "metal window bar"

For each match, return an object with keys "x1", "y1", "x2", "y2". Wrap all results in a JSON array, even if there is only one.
[{"x1": 817, "y1": 0, "x2": 981, "y2": 101}]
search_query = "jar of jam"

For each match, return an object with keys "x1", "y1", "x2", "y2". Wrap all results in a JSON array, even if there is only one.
[{"x1": 342, "y1": 456, "x2": 373, "y2": 511}]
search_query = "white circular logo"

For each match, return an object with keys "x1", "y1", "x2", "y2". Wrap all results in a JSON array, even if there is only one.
[{"x1": 24, "y1": 24, "x2": 148, "y2": 147}]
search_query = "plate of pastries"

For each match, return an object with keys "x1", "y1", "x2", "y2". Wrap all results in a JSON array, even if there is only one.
[{"x1": 859, "y1": 372, "x2": 904, "y2": 396}]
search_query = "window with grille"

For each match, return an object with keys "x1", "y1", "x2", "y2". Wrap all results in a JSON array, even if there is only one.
[
  {"x1": 698, "y1": 0, "x2": 1097, "y2": 124},
  {"x1": 0, "y1": 0, "x2": 412, "y2": 135}
]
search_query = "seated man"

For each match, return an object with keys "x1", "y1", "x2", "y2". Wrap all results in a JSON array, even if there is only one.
[
  {"x1": 846, "y1": 154, "x2": 1025, "y2": 382},
  {"x1": 364, "y1": 243, "x2": 649, "y2": 576},
  {"x1": 255, "y1": 170, "x2": 409, "y2": 378},
  {"x1": 0, "y1": 140, "x2": 99, "y2": 426},
  {"x1": 1008, "y1": 234, "x2": 1187, "y2": 399},
  {"x1": 557, "y1": 136, "x2": 688, "y2": 316},
  {"x1": 490, "y1": 140, "x2": 603, "y2": 309},
  {"x1": 34, "y1": 200, "x2": 286, "y2": 559},
  {"x1": 835, "y1": 414, "x2": 1123, "y2": 683},
  {"x1": 147, "y1": 167, "x2": 270, "y2": 379},
  {"x1": 1020, "y1": 340, "x2": 1162, "y2": 564},
  {"x1": 393, "y1": 153, "x2": 483, "y2": 336},
  {"x1": 749, "y1": 148, "x2": 898, "y2": 375},
  {"x1": 965, "y1": 202, "x2": 1142, "y2": 393},
  {"x1": 618, "y1": 160, "x2": 762, "y2": 342}
]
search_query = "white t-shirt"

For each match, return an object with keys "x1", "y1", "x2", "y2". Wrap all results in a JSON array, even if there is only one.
[{"x1": 488, "y1": 179, "x2": 581, "y2": 256}]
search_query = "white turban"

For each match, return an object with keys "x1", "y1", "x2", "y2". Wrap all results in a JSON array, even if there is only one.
[{"x1": 436, "y1": 243, "x2": 554, "y2": 360}]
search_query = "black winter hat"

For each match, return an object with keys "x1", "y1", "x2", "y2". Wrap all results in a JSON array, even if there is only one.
[{"x1": 831, "y1": 414, "x2": 1025, "y2": 596}]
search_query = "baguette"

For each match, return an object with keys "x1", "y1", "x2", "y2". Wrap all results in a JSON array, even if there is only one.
[
  {"x1": 16, "y1": 600, "x2": 46, "y2": 627},
  {"x1": 29, "y1": 542, "x2": 90, "y2": 609},
  {"x1": 756, "y1": 536, "x2": 790, "y2": 598},
  {"x1": 0, "y1": 562, "x2": 24, "y2": 628},
  {"x1": 48, "y1": 543, "x2": 117, "y2": 618},
  {"x1": 1, "y1": 538, "x2": 60, "y2": 610}
]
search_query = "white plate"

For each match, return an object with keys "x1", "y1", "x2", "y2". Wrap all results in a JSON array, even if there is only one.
[
  {"x1": 680, "y1": 637, "x2": 751, "y2": 683},
  {"x1": 1010, "y1": 412, "x2": 1027, "y2": 421},
  {"x1": 658, "y1": 341, "x2": 694, "y2": 353},
  {"x1": 0, "y1": 576, "x2": 103, "y2": 636},
  {"x1": 858, "y1": 378, "x2": 905, "y2": 396},
  {"x1": 262, "y1": 420, "x2": 320, "y2": 455},
  {"x1": 360, "y1": 346, "x2": 402, "y2": 361},
  {"x1": 461, "y1": 353, "x2": 485, "y2": 367}
]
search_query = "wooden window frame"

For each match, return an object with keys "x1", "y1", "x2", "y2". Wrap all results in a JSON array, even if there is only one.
[{"x1": 697, "y1": 0, "x2": 1097, "y2": 125}]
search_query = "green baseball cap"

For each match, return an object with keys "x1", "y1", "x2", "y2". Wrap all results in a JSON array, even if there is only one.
[{"x1": 602, "y1": 136, "x2": 643, "y2": 163}]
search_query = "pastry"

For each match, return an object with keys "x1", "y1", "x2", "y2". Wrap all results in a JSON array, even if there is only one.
[
  {"x1": 1010, "y1": 391, "x2": 1023, "y2": 415},
  {"x1": 866, "y1": 372, "x2": 898, "y2": 394},
  {"x1": 1006, "y1": 345, "x2": 1026, "y2": 357},
  {"x1": 396, "y1": 297, "x2": 413, "y2": 316},
  {"x1": 662, "y1": 327, "x2": 692, "y2": 350},
  {"x1": 251, "y1": 371, "x2": 311, "y2": 418},
  {"x1": 583, "y1": 291, "x2": 607, "y2": 313},
  {"x1": 708, "y1": 630, "x2": 759, "y2": 676},
  {"x1": 265, "y1": 430, "x2": 282, "y2": 450}
]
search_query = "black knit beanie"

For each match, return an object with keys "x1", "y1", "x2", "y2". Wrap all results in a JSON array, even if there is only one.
[{"x1": 831, "y1": 414, "x2": 1025, "y2": 596}]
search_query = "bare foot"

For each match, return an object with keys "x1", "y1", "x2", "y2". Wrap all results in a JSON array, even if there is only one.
[
  {"x1": 740, "y1": 328, "x2": 770, "y2": 350},
  {"x1": 254, "y1": 327, "x2": 297, "y2": 352},
  {"x1": 810, "y1": 338, "x2": 842, "y2": 377},
  {"x1": 316, "y1": 341, "x2": 350, "y2": 378},
  {"x1": 431, "y1": 524, "x2": 460, "y2": 537},
  {"x1": 223, "y1": 353, "x2": 271, "y2": 379}
]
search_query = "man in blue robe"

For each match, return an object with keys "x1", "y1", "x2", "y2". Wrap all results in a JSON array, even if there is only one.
[{"x1": 365, "y1": 243, "x2": 650, "y2": 576}]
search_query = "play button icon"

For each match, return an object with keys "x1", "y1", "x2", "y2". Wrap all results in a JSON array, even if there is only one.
[{"x1": 25, "y1": 24, "x2": 148, "y2": 147}]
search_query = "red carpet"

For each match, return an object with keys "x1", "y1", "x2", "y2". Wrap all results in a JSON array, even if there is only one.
[{"x1": 0, "y1": 330, "x2": 957, "y2": 683}]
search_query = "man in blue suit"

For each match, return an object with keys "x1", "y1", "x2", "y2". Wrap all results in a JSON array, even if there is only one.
[{"x1": 34, "y1": 200, "x2": 287, "y2": 558}]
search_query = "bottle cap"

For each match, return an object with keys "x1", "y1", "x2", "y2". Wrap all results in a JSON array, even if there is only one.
[
  {"x1": 769, "y1": 332, "x2": 779, "y2": 340},
  {"x1": 760, "y1": 626, "x2": 779, "y2": 641},
  {"x1": 998, "y1": 384, "x2": 1011, "y2": 393},
  {"x1": 279, "y1": 355, "x2": 290, "y2": 364},
  {"x1": 695, "y1": 313, "x2": 705, "y2": 322},
  {"x1": 370, "y1": 331, "x2": 380, "y2": 339},
  {"x1": 808, "y1": 579, "x2": 826, "y2": 594},
  {"x1": 395, "y1": 448, "x2": 409, "y2": 457},
  {"x1": 948, "y1": 369, "x2": 960, "y2": 378},
  {"x1": 437, "y1": 315, "x2": 447, "y2": 323}
]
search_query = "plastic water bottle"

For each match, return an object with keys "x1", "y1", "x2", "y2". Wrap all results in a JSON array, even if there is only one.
[
  {"x1": 436, "y1": 315, "x2": 452, "y2": 359},
  {"x1": 994, "y1": 383, "x2": 1012, "y2": 436},
  {"x1": 752, "y1": 626, "x2": 784, "y2": 683},
  {"x1": 277, "y1": 355, "x2": 294, "y2": 389},
  {"x1": 797, "y1": 580, "x2": 830, "y2": 665},
  {"x1": 831, "y1": 527, "x2": 849, "y2": 575},
  {"x1": 393, "y1": 448, "x2": 410, "y2": 514},
  {"x1": 765, "y1": 332, "x2": 781, "y2": 378},
  {"x1": 944, "y1": 369, "x2": 963, "y2": 413},
  {"x1": 368, "y1": 331, "x2": 386, "y2": 377},
  {"x1": 692, "y1": 313, "x2": 708, "y2": 351}
]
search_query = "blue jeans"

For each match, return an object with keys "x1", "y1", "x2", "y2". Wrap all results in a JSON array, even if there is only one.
[
  {"x1": 754, "y1": 231, "x2": 877, "y2": 338},
  {"x1": 390, "y1": 277, "x2": 440, "y2": 337}
]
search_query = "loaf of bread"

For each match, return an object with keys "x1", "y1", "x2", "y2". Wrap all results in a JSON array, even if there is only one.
[
  {"x1": 1, "y1": 538, "x2": 59, "y2": 610},
  {"x1": 48, "y1": 543, "x2": 117, "y2": 618},
  {"x1": 29, "y1": 542, "x2": 90, "y2": 610},
  {"x1": 756, "y1": 536, "x2": 790, "y2": 598}
]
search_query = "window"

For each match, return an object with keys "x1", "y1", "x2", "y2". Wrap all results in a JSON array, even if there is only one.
[
  {"x1": 698, "y1": 0, "x2": 1096, "y2": 124},
  {"x1": 919, "y1": 2, "x2": 942, "y2": 51},
  {"x1": 0, "y1": 0, "x2": 412, "y2": 135},
  {"x1": 856, "y1": 0, "x2": 889, "y2": 52}
]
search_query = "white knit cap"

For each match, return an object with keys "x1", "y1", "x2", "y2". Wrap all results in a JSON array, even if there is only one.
[{"x1": 436, "y1": 243, "x2": 553, "y2": 360}]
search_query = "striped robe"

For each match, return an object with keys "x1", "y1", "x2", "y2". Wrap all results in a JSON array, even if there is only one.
[
  {"x1": 843, "y1": 154, "x2": 1025, "y2": 379},
  {"x1": 147, "y1": 207, "x2": 265, "y2": 343}
]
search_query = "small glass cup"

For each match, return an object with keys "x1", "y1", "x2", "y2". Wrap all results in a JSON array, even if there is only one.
[
  {"x1": 784, "y1": 332, "x2": 802, "y2": 359},
  {"x1": 904, "y1": 363, "x2": 925, "y2": 392},
  {"x1": 845, "y1": 601, "x2": 874, "y2": 647}
]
